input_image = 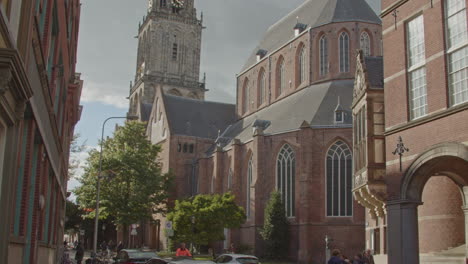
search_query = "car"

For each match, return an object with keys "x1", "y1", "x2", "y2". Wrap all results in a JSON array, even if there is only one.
[
  {"x1": 144, "y1": 257, "x2": 170, "y2": 264},
  {"x1": 214, "y1": 254, "x2": 259, "y2": 264},
  {"x1": 114, "y1": 249, "x2": 159, "y2": 264},
  {"x1": 168, "y1": 257, "x2": 214, "y2": 264}
]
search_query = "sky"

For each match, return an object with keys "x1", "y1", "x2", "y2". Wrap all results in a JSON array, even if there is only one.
[{"x1": 69, "y1": 0, "x2": 381, "y2": 193}]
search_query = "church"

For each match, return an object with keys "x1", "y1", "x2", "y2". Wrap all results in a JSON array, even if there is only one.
[{"x1": 126, "y1": 0, "x2": 382, "y2": 263}]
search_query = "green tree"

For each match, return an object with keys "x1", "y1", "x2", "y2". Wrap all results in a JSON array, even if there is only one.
[
  {"x1": 167, "y1": 193, "x2": 245, "y2": 247},
  {"x1": 74, "y1": 121, "x2": 172, "y2": 235},
  {"x1": 65, "y1": 199, "x2": 83, "y2": 232},
  {"x1": 260, "y1": 191, "x2": 289, "y2": 260}
]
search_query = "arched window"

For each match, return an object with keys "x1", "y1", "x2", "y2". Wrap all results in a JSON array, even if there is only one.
[
  {"x1": 326, "y1": 141, "x2": 353, "y2": 217},
  {"x1": 360, "y1": 32, "x2": 371, "y2": 56},
  {"x1": 339, "y1": 32, "x2": 350, "y2": 72},
  {"x1": 298, "y1": 46, "x2": 307, "y2": 85},
  {"x1": 246, "y1": 158, "x2": 253, "y2": 218},
  {"x1": 276, "y1": 144, "x2": 295, "y2": 217},
  {"x1": 277, "y1": 57, "x2": 286, "y2": 95},
  {"x1": 258, "y1": 69, "x2": 266, "y2": 105},
  {"x1": 319, "y1": 36, "x2": 328, "y2": 76},
  {"x1": 183, "y1": 143, "x2": 188, "y2": 153},
  {"x1": 189, "y1": 144, "x2": 194, "y2": 153},
  {"x1": 242, "y1": 79, "x2": 249, "y2": 114},
  {"x1": 227, "y1": 168, "x2": 233, "y2": 189}
]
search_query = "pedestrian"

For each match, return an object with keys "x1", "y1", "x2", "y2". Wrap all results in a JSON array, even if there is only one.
[
  {"x1": 176, "y1": 243, "x2": 192, "y2": 257},
  {"x1": 108, "y1": 240, "x2": 116, "y2": 252},
  {"x1": 342, "y1": 255, "x2": 351, "y2": 263},
  {"x1": 116, "y1": 241, "x2": 124, "y2": 253},
  {"x1": 75, "y1": 242, "x2": 84, "y2": 264},
  {"x1": 352, "y1": 253, "x2": 364, "y2": 264},
  {"x1": 362, "y1": 249, "x2": 375, "y2": 264},
  {"x1": 328, "y1": 249, "x2": 343, "y2": 264},
  {"x1": 229, "y1": 243, "x2": 235, "y2": 254},
  {"x1": 100, "y1": 240, "x2": 108, "y2": 252}
]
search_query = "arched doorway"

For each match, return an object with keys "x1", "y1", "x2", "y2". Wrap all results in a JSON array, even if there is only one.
[{"x1": 387, "y1": 143, "x2": 468, "y2": 264}]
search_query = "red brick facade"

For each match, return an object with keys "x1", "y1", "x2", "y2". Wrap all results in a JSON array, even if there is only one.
[{"x1": 0, "y1": 0, "x2": 83, "y2": 263}]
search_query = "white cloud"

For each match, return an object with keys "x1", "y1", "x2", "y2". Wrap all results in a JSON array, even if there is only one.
[{"x1": 81, "y1": 80, "x2": 129, "y2": 109}]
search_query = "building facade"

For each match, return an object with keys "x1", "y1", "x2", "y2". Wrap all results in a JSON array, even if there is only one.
[
  {"x1": 128, "y1": 0, "x2": 384, "y2": 263},
  {"x1": 352, "y1": 0, "x2": 468, "y2": 262},
  {"x1": 0, "y1": 0, "x2": 83, "y2": 263}
]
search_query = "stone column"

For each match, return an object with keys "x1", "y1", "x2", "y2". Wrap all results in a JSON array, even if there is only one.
[
  {"x1": 387, "y1": 200, "x2": 421, "y2": 264},
  {"x1": 461, "y1": 187, "x2": 468, "y2": 262}
]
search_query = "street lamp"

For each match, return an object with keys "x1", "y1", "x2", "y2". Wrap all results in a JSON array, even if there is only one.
[
  {"x1": 190, "y1": 215, "x2": 195, "y2": 253},
  {"x1": 93, "y1": 115, "x2": 138, "y2": 255}
]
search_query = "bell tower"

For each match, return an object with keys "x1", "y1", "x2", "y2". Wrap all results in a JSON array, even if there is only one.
[{"x1": 129, "y1": 0, "x2": 205, "y2": 116}]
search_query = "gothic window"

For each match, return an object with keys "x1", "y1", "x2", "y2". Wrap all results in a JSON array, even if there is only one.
[
  {"x1": 177, "y1": 144, "x2": 181, "y2": 152},
  {"x1": 258, "y1": 68, "x2": 266, "y2": 105},
  {"x1": 445, "y1": 0, "x2": 468, "y2": 105},
  {"x1": 189, "y1": 144, "x2": 194, "y2": 153},
  {"x1": 160, "y1": 0, "x2": 167, "y2": 7},
  {"x1": 172, "y1": 43, "x2": 178, "y2": 60},
  {"x1": 298, "y1": 45, "x2": 307, "y2": 85},
  {"x1": 339, "y1": 32, "x2": 350, "y2": 72},
  {"x1": 246, "y1": 157, "x2": 253, "y2": 218},
  {"x1": 360, "y1": 32, "x2": 371, "y2": 56},
  {"x1": 277, "y1": 57, "x2": 286, "y2": 95},
  {"x1": 407, "y1": 15, "x2": 428, "y2": 119},
  {"x1": 326, "y1": 141, "x2": 353, "y2": 217},
  {"x1": 227, "y1": 168, "x2": 233, "y2": 189},
  {"x1": 276, "y1": 144, "x2": 295, "y2": 217},
  {"x1": 183, "y1": 143, "x2": 188, "y2": 153},
  {"x1": 242, "y1": 78, "x2": 249, "y2": 114},
  {"x1": 320, "y1": 35, "x2": 328, "y2": 76}
]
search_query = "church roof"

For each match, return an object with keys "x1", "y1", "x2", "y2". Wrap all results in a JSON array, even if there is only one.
[
  {"x1": 215, "y1": 80, "x2": 354, "y2": 151},
  {"x1": 364, "y1": 56, "x2": 384, "y2": 88},
  {"x1": 241, "y1": 0, "x2": 380, "y2": 72},
  {"x1": 163, "y1": 94, "x2": 236, "y2": 139}
]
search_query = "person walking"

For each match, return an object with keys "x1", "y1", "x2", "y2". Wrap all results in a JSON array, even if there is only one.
[
  {"x1": 176, "y1": 243, "x2": 192, "y2": 257},
  {"x1": 75, "y1": 242, "x2": 84, "y2": 264},
  {"x1": 328, "y1": 249, "x2": 344, "y2": 264},
  {"x1": 362, "y1": 249, "x2": 375, "y2": 264}
]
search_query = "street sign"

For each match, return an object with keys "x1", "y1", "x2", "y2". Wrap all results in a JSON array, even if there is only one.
[
  {"x1": 80, "y1": 230, "x2": 85, "y2": 236},
  {"x1": 131, "y1": 228, "x2": 138, "y2": 236},
  {"x1": 165, "y1": 228, "x2": 174, "y2": 237},
  {"x1": 165, "y1": 221, "x2": 173, "y2": 229}
]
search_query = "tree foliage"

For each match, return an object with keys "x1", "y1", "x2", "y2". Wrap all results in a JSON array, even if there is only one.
[
  {"x1": 65, "y1": 199, "x2": 84, "y2": 232},
  {"x1": 74, "y1": 121, "x2": 172, "y2": 226},
  {"x1": 167, "y1": 193, "x2": 246, "y2": 246},
  {"x1": 260, "y1": 191, "x2": 289, "y2": 260}
]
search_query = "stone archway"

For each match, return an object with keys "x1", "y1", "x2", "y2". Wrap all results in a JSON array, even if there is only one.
[{"x1": 387, "y1": 143, "x2": 468, "y2": 264}]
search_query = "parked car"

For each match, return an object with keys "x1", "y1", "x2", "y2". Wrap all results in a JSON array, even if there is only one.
[
  {"x1": 144, "y1": 257, "x2": 169, "y2": 264},
  {"x1": 214, "y1": 254, "x2": 259, "y2": 264},
  {"x1": 168, "y1": 257, "x2": 214, "y2": 264},
  {"x1": 114, "y1": 249, "x2": 159, "y2": 264}
]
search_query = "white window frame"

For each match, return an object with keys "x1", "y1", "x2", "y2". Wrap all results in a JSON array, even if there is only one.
[
  {"x1": 445, "y1": 0, "x2": 468, "y2": 106},
  {"x1": 276, "y1": 144, "x2": 296, "y2": 218},
  {"x1": 406, "y1": 15, "x2": 428, "y2": 120}
]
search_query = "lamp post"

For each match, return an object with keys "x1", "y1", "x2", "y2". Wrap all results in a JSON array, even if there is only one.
[
  {"x1": 93, "y1": 115, "x2": 138, "y2": 256},
  {"x1": 190, "y1": 215, "x2": 195, "y2": 253}
]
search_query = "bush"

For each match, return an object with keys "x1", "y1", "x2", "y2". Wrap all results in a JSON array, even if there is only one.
[{"x1": 260, "y1": 191, "x2": 289, "y2": 260}]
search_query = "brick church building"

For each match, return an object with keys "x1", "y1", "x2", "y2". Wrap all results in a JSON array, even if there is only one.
[{"x1": 128, "y1": 0, "x2": 382, "y2": 263}]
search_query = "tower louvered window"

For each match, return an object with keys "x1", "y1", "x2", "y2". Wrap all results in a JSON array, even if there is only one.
[
  {"x1": 172, "y1": 43, "x2": 178, "y2": 60},
  {"x1": 299, "y1": 46, "x2": 307, "y2": 84},
  {"x1": 278, "y1": 58, "x2": 286, "y2": 95},
  {"x1": 276, "y1": 144, "x2": 295, "y2": 217},
  {"x1": 259, "y1": 69, "x2": 266, "y2": 105},
  {"x1": 246, "y1": 158, "x2": 253, "y2": 218},
  {"x1": 326, "y1": 141, "x2": 353, "y2": 217}
]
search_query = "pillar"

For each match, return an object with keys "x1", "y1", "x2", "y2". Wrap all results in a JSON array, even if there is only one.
[
  {"x1": 387, "y1": 200, "x2": 421, "y2": 264},
  {"x1": 462, "y1": 186, "x2": 468, "y2": 262}
]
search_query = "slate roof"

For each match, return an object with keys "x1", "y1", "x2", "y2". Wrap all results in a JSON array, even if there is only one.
[
  {"x1": 364, "y1": 56, "x2": 384, "y2": 88},
  {"x1": 241, "y1": 0, "x2": 381, "y2": 72},
  {"x1": 214, "y1": 80, "x2": 354, "y2": 151},
  {"x1": 140, "y1": 103, "x2": 153, "y2": 122},
  {"x1": 163, "y1": 94, "x2": 236, "y2": 139}
]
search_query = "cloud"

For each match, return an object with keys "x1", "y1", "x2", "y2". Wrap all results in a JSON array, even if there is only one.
[{"x1": 80, "y1": 80, "x2": 129, "y2": 109}]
